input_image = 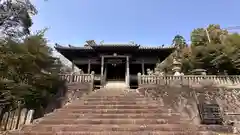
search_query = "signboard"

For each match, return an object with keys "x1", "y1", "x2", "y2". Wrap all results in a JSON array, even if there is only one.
[
  {"x1": 106, "y1": 59, "x2": 123, "y2": 64},
  {"x1": 198, "y1": 103, "x2": 223, "y2": 125}
]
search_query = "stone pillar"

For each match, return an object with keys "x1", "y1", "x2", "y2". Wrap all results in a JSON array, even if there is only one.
[
  {"x1": 141, "y1": 59, "x2": 145, "y2": 75},
  {"x1": 88, "y1": 60, "x2": 91, "y2": 74},
  {"x1": 137, "y1": 72, "x2": 141, "y2": 86},
  {"x1": 126, "y1": 56, "x2": 130, "y2": 88},
  {"x1": 100, "y1": 56, "x2": 104, "y2": 86},
  {"x1": 90, "y1": 71, "x2": 95, "y2": 92},
  {"x1": 71, "y1": 60, "x2": 75, "y2": 72},
  {"x1": 25, "y1": 110, "x2": 34, "y2": 124}
]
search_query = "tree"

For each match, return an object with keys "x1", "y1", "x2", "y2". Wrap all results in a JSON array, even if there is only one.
[
  {"x1": 191, "y1": 24, "x2": 228, "y2": 46},
  {"x1": 155, "y1": 24, "x2": 240, "y2": 75},
  {"x1": 0, "y1": 0, "x2": 37, "y2": 37},
  {"x1": 172, "y1": 34, "x2": 187, "y2": 49},
  {"x1": 0, "y1": 0, "x2": 66, "y2": 118},
  {"x1": 183, "y1": 24, "x2": 240, "y2": 75},
  {"x1": 155, "y1": 35, "x2": 188, "y2": 74},
  {"x1": 214, "y1": 33, "x2": 240, "y2": 74},
  {"x1": 0, "y1": 31, "x2": 64, "y2": 116}
]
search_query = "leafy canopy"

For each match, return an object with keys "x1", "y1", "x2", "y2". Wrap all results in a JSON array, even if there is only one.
[
  {"x1": 156, "y1": 24, "x2": 240, "y2": 75},
  {"x1": 0, "y1": 31, "x2": 64, "y2": 112}
]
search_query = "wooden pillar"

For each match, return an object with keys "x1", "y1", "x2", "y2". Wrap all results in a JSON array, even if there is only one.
[
  {"x1": 101, "y1": 56, "x2": 104, "y2": 86},
  {"x1": 88, "y1": 60, "x2": 91, "y2": 74},
  {"x1": 126, "y1": 56, "x2": 130, "y2": 88},
  {"x1": 141, "y1": 59, "x2": 145, "y2": 75}
]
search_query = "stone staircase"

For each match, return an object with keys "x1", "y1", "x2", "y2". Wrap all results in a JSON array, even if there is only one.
[
  {"x1": 104, "y1": 81, "x2": 128, "y2": 89},
  {"x1": 8, "y1": 88, "x2": 230, "y2": 135}
]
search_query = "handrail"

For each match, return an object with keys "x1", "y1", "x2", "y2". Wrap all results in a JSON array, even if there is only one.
[
  {"x1": 137, "y1": 74, "x2": 240, "y2": 87},
  {"x1": 59, "y1": 73, "x2": 94, "y2": 83}
]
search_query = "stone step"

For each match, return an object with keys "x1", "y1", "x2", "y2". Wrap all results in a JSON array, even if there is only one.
[
  {"x1": 80, "y1": 99, "x2": 151, "y2": 102},
  {"x1": 64, "y1": 105, "x2": 161, "y2": 109},
  {"x1": 198, "y1": 125, "x2": 233, "y2": 133},
  {"x1": 88, "y1": 94, "x2": 142, "y2": 97},
  {"x1": 55, "y1": 108, "x2": 169, "y2": 114},
  {"x1": 46, "y1": 113, "x2": 185, "y2": 119},
  {"x1": 37, "y1": 118, "x2": 190, "y2": 125},
  {"x1": 85, "y1": 94, "x2": 144, "y2": 97},
  {"x1": 91, "y1": 91, "x2": 138, "y2": 94},
  {"x1": 8, "y1": 88, "x2": 227, "y2": 135},
  {"x1": 21, "y1": 124, "x2": 206, "y2": 132},
  {"x1": 86, "y1": 93, "x2": 143, "y2": 96},
  {"x1": 9, "y1": 131, "x2": 217, "y2": 135},
  {"x1": 88, "y1": 90, "x2": 138, "y2": 93},
  {"x1": 80, "y1": 97, "x2": 148, "y2": 101},
  {"x1": 81, "y1": 98, "x2": 148, "y2": 101},
  {"x1": 70, "y1": 101, "x2": 158, "y2": 105}
]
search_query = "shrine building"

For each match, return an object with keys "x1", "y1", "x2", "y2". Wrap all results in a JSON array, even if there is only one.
[{"x1": 55, "y1": 40, "x2": 175, "y2": 88}]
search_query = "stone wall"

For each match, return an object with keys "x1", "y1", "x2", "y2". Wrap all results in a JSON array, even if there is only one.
[
  {"x1": 44, "y1": 82, "x2": 92, "y2": 114},
  {"x1": 137, "y1": 84, "x2": 240, "y2": 125},
  {"x1": 138, "y1": 85, "x2": 201, "y2": 124}
]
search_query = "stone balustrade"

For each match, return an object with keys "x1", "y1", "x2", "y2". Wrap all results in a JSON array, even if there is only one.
[
  {"x1": 137, "y1": 73, "x2": 240, "y2": 88},
  {"x1": 58, "y1": 72, "x2": 95, "y2": 96},
  {"x1": 59, "y1": 72, "x2": 94, "y2": 83}
]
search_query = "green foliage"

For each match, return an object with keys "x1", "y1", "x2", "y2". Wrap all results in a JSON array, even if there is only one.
[
  {"x1": 173, "y1": 34, "x2": 187, "y2": 49},
  {"x1": 0, "y1": 0, "x2": 65, "y2": 117},
  {"x1": 187, "y1": 24, "x2": 240, "y2": 74},
  {"x1": 156, "y1": 24, "x2": 240, "y2": 75},
  {"x1": 0, "y1": 31, "x2": 64, "y2": 111},
  {"x1": 156, "y1": 35, "x2": 187, "y2": 74}
]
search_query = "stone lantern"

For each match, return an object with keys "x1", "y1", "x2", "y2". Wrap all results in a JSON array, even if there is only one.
[{"x1": 172, "y1": 58, "x2": 182, "y2": 76}]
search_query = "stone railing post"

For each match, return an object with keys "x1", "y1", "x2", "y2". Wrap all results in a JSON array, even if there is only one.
[
  {"x1": 90, "y1": 71, "x2": 95, "y2": 92},
  {"x1": 25, "y1": 110, "x2": 34, "y2": 125},
  {"x1": 137, "y1": 72, "x2": 141, "y2": 86},
  {"x1": 180, "y1": 75, "x2": 183, "y2": 86},
  {"x1": 70, "y1": 72, "x2": 75, "y2": 83}
]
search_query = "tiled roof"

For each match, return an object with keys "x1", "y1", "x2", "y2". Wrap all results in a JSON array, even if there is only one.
[
  {"x1": 90, "y1": 43, "x2": 140, "y2": 47},
  {"x1": 139, "y1": 46, "x2": 174, "y2": 49},
  {"x1": 54, "y1": 44, "x2": 93, "y2": 50},
  {"x1": 54, "y1": 43, "x2": 175, "y2": 50}
]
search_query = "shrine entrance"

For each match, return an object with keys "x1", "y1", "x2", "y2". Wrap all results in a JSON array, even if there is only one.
[
  {"x1": 105, "y1": 58, "x2": 126, "y2": 81},
  {"x1": 55, "y1": 41, "x2": 175, "y2": 88}
]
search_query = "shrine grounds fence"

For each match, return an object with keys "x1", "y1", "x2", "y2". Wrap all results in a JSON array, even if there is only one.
[
  {"x1": 59, "y1": 73, "x2": 94, "y2": 83},
  {"x1": 59, "y1": 72, "x2": 240, "y2": 88},
  {"x1": 0, "y1": 106, "x2": 34, "y2": 131},
  {"x1": 59, "y1": 72, "x2": 95, "y2": 90},
  {"x1": 137, "y1": 73, "x2": 240, "y2": 87}
]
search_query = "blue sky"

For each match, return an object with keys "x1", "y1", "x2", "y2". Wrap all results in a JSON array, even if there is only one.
[{"x1": 31, "y1": 0, "x2": 240, "y2": 47}]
